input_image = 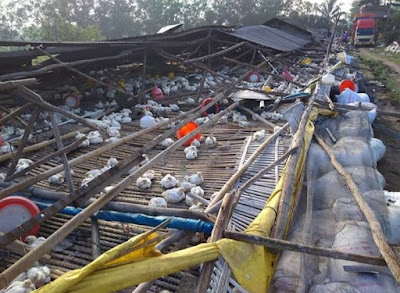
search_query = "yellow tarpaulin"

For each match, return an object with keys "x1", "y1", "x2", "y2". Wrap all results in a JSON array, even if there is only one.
[{"x1": 35, "y1": 110, "x2": 317, "y2": 293}]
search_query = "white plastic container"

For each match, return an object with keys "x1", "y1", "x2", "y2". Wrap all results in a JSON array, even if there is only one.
[
  {"x1": 140, "y1": 115, "x2": 156, "y2": 128},
  {"x1": 335, "y1": 88, "x2": 369, "y2": 104},
  {"x1": 321, "y1": 73, "x2": 335, "y2": 85}
]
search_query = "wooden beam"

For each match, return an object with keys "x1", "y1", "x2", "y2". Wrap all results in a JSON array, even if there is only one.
[
  {"x1": 5, "y1": 106, "x2": 40, "y2": 178},
  {"x1": 48, "y1": 111, "x2": 75, "y2": 194},
  {"x1": 224, "y1": 231, "x2": 387, "y2": 266},
  {"x1": 0, "y1": 78, "x2": 37, "y2": 92},
  {"x1": 91, "y1": 217, "x2": 102, "y2": 260},
  {"x1": 314, "y1": 133, "x2": 400, "y2": 283},
  {"x1": 197, "y1": 193, "x2": 235, "y2": 293},
  {"x1": 185, "y1": 42, "x2": 245, "y2": 64}
]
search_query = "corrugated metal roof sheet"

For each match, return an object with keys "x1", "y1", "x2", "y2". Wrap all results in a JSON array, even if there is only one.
[{"x1": 227, "y1": 25, "x2": 311, "y2": 52}]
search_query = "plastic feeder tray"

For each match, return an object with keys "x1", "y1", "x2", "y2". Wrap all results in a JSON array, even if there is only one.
[
  {"x1": 0, "y1": 196, "x2": 40, "y2": 241},
  {"x1": 201, "y1": 98, "x2": 219, "y2": 116},
  {"x1": 339, "y1": 79, "x2": 356, "y2": 93},
  {"x1": 176, "y1": 121, "x2": 201, "y2": 146}
]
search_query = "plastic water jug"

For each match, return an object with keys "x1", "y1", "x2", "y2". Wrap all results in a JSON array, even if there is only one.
[{"x1": 140, "y1": 115, "x2": 156, "y2": 128}]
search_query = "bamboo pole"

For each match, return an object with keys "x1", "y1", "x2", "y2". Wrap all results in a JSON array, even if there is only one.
[
  {"x1": 197, "y1": 193, "x2": 235, "y2": 292},
  {"x1": 36, "y1": 47, "x2": 135, "y2": 99},
  {"x1": 0, "y1": 102, "x2": 238, "y2": 287},
  {"x1": 0, "y1": 105, "x2": 28, "y2": 127},
  {"x1": 185, "y1": 42, "x2": 245, "y2": 64},
  {"x1": 0, "y1": 78, "x2": 37, "y2": 91},
  {"x1": 223, "y1": 57, "x2": 304, "y2": 87},
  {"x1": 224, "y1": 231, "x2": 387, "y2": 266},
  {"x1": 272, "y1": 92, "x2": 317, "y2": 240},
  {"x1": 48, "y1": 111, "x2": 75, "y2": 194},
  {"x1": 91, "y1": 217, "x2": 102, "y2": 260},
  {"x1": 0, "y1": 128, "x2": 91, "y2": 163},
  {"x1": 0, "y1": 51, "x2": 133, "y2": 82},
  {"x1": 139, "y1": 49, "x2": 147, "y2": 103},
  {"x1": 237, "y1": 105, "x2": 276, "y2": 129},
  {"x1": 314, "y1": 134, "x2": 400, "y2": 283},
  {"x1": 5, "y1": 106, "x2": 40, "y2": 177},
  {"x1": 205, "y1": 123, "x2": 289, "y2": 213},
  {"x1": 0, "y1": 103, "x2": 32, "y2": 126},
  {"x1": 16, "y1": 85, "x2": 99, "y2": 130},
  {"x1": 6, "y1": 137, "x2": 85, "y2": 182}
]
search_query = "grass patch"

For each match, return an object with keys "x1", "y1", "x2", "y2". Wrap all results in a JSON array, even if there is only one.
[
  {"x1": 360, "y1": 55, "x2": 400, "y2": 106},
  {"x1": 377, "y1": 49, "x2": 400, "y2": 66}
]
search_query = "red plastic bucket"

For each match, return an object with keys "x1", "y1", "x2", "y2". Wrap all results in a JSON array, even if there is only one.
[
  {"x1": 176, "y1": 121, "x2": 202, "y2": 146},
  {"x1": 0, "y1": 196, "x2": 40, "y2": 241},
  {"x1": 201, "y1": 98, "x2": 219, "y2": 117},
  {"x1": 247, "y1": 71, "x2": 261, "y2": 82},
  {"x1": 339, "y1": 79, "x2": 356, "y2": 93}
]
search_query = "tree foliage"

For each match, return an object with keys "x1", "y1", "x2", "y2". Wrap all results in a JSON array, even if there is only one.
[{"x1": 0, "y1": 0, "x2": 348, "y2": 41}]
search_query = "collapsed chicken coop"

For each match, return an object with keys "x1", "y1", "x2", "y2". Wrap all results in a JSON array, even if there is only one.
[{"x1": 0, "y1": 18, "x2": 400, "y2": 293}]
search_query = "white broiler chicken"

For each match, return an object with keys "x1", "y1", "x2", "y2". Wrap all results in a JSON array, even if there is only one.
[
  {"x1": 160, "y1": 138, "x2": 174, "y2": 148},
  {"x1": 185, "y1": 172, "x2": 204, "y2": 185},
  {"x1": 136, "y1": 176, "x2": 152, "y2": 189},
  {"x1": 25, "y1": 236, "x2": 46, "y2": 249},
  {"x1": 81, "y1": 175, "x2": 94, "y2": 187},
  {"x1": 143, "y1": 170, "x2": 155, "y2": 180},
  {"x1": 107, "y1": 127, "x2": 120, "y2": 138},
  {"x1": 252, "y1": 130, "x2": 265, "y2": 142},
  {"x1": 185, "y1": 195, "x2": 197, "y2": 207},
  {"x1": 105, "y1": 137, "x2": 119, "y2": 143},
  {"x1": 106, "y1": 157, "x2": 118, "y2": 168},
  {"x1": 205, "y1": 136, "x2": 217, "y2": 148},
  {"x1": 179, "y1": 181, "x2": 196, "y2": 192},
  {"x1": 86, "y1": 169, "x2": 102, "y2": 178},
  {"x1": 4, "y1": 279, "x2": 36, "y2": 293},
  {"x1": 239, "y1": 120, "x2": 250, "y2": 127},
  {"x1": 48, "y1": 173, "x2": 64, "y2": 185},
  {"x1": 190, "y1": 139, "x2": 200, "y2": 148},
  {"x1": 27, "y1": 266, "x2": 50, "y2": 288},
  {"x1": 170, "y1": 104, "x2": 179, "y2": 112},
  {"x1": 139, "y1": 154, "x2": 150, "y2": 167},
  {"x1": 148, "y1": 197, "x2": 168, "y2": 208},
  {"x1": 186, "y1": 149, "x2": 198, "y2": 160},
  {"x1": 189, "y1": 202, "x2": 204, "y2": 212},
  {"x1": 0, "y1": 172, "x2": 6, "y2": 182},
  {"x1": 184, "y1": 145, "x2": 198, "y2": 154},
  {"x1": 187, "y1": 97, "x2": 195, "y2": 104},
  {"x1": 162, "y1": 187, "x2": 185, "y2": 203},
  {"x1": 87, "y1": 131, "x2": 103, "y2": 144},
  {"x1": 121, "y1": 117, "x2": 132, "y2": 124},
  {"x1": 110, "y1": 120, "x2": 121, "y2": 130},
  {"x1": 75, "y1": 132, "x2": 90, "y2": 148},
  {"x1": 160, "y1": 174, "x2": 178, "y2": 189},
  {"x1": 0, "y1": 143, "x2": 14, "y2": 154},
  {"x1": 195, "y1": 117, "x2": 206, "y2": 125},
  {"x1": 121, "y1": 108, "x2": 132, "y2": 114},
  {"x1": 190, "y1": 186, "x2": 204, "y2": 197}
]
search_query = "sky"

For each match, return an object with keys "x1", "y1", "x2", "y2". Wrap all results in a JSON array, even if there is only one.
[{"x1": 308, "y1": 0, "x2": 355, "y2": 13}]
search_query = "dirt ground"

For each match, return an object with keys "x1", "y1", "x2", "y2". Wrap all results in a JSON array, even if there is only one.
[{"x1": 359, "y1": 48, "x2": 400, "y2": 191}]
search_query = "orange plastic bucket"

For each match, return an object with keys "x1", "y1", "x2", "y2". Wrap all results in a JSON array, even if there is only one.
[
  {"x1": 176, "y1": 121, "x2": 201, "y2": 146},
  {"x1": 339, "y1": 79, "x2": 356, "y2": 93}
]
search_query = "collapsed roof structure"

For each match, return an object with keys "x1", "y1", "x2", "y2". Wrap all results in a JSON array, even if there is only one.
[{"x1": 0, "y1": 17, "x2": 399, "y2": 293}]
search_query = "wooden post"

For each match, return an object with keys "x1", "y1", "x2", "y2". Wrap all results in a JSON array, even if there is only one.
[
  {"x1": 195, "y1": 70, "x2": 207, "y2": 102},
  {"x1": 224, "y1": 231, "x2": 387, "y2": 266},
  {"x1": 91, "y1": 217, "x2": 102, "y2": 259},
  {"x1": 0, "y1": 78, "x2": 37, "y2": 92},
  {"x1": 314, "y1": 134, "x2": 400, "y2": 283},
  {"x1": 272, "y1": 92, "x2": 317, "y2": 240},
  {"x1": 5, "y1": 106, "x2": 40, "y2": 178},
  {"x1": 139, "y1": 49, "x2": 147, "y2": 103},
  {"x1": 197, "y1": 193, "x2": 235, "y2": 293},
  {"x1": 48, "y1": 111, "x2": 75, "y2": 194}
]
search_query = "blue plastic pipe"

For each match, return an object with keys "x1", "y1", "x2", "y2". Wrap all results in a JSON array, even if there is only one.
[{"x1": 31, "y1": 197, "x2": 214, "y2": 234}]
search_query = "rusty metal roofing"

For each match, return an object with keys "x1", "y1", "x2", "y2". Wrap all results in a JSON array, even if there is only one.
[{"x1": 227, "y1": 25, "x2": 312, "y2": 52}]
